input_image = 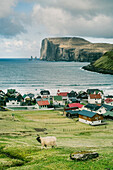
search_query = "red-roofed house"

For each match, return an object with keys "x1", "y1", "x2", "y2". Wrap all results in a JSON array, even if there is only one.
[
  {"x1": 68, "y1": 103, "x2": 83, "y2": 109},
  {"x1": 88, "y1": 94, "x2": 102, "y2": 104},
  {"x1": 57, "y1": 90, "x2": 69, "y2": 104},
  {"x1": 36, "y1": 100, "x2": 50, "y2": 109},
  {"x1": 104, "y1": 98, "x2": 113, "y2": 106}
]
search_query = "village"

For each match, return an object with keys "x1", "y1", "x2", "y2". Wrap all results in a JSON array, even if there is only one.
[{"x1": 0, "y1": 88, "x2": 113, "y2": 126}]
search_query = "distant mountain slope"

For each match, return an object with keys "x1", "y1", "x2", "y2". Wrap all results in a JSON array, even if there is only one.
[
  {"x1": 40, "y1": 37, "x2": 113, "y2": 62},
  {"x1": 83, "y1": 51, "x2": 113, "y2": 75}
]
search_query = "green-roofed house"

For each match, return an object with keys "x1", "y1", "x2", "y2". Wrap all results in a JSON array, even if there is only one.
[
  {"x1": 53, "y1": 96, "x2": 64, "y2": 106},
  {"x1": 78, "y1": 110, "x2": 103, "y2": 125}
]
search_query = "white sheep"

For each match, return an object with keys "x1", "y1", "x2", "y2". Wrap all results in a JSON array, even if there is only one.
[{"x1": 36, "y1": 135, "x2": 57, "y2": 149}]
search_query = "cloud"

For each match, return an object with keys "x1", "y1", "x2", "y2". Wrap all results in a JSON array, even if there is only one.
[
  {"x1": 0, "y1": 0, "x2": 17, "y2": 18},
  {"x1": 0, "y1": 18, "x2": 26, "y2": 37},
  {"x1": 31, "y1": 3, "x2": 113, "y2": 38}
]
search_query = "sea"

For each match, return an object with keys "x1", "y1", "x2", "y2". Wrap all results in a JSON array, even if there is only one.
[{"x1": 0, "y1": 58, "x2": 113, "y2": 96}]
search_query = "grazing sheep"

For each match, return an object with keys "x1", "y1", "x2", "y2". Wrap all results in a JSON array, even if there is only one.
[{"x1": 36, "y1": 135, "x2": 57, "y2": 149}]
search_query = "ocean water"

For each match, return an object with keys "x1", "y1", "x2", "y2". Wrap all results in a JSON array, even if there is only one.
[{"x1": 0, "y1": 58, "x2": 113, "y2": 95}]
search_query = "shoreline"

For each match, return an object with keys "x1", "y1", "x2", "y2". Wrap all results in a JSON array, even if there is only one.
[{"x1": 82, "y1": 64, "x2": 113, "y2": 75}]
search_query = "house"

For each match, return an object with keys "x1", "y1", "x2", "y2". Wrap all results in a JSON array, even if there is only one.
[
  {"x1": 40, "y1": 90, "x2": 50, "y2": 98},
  {"x1": 65, "y1": 110, "x2": 79, "y2": 118},
  {"x1": 83, "y1": 104, "x2": 106, "y2": 115},
  {"x1": 36, "y1": 100, "x2": 50, "y2": 110},
  {"x1": 103, "y1": 111, "x2": 113, "y2": 119},
  {"x1": 57, "y1": 90, "x2": 68, "y2": 104},
  {"x1": 77, "y1": 91, "x2": 88, "y2": 100},
  {"x1": 78, "y1": 110, "x2": 103, "y2": 125},
  {"x1": 87, "y1": 89, "x2": 103, "y2": 95},
  {"x1": 102, "y1": 104, "x2": 113, "y2": 112},
  {"x1": 83, "y1": 104, "x2": 101, "y2": 112},
  {"x1": 67, "y1": 90, "x2": 78, "y2": 103},
  {"x1": 88, "y1": 94, "x2": 102, "y2": 104},
  {"x1": 104, "y1": 98, "x2": 113, "y2": 106},
  {"x1": 53, "y1": 96, "x2": 64, "y2": 106},
  {"x1": 6, "y1": 98, "x2": 21, "y2": 106},
  {"x1": 67, "y1": 103, "x2": 83, "y2": 110}
]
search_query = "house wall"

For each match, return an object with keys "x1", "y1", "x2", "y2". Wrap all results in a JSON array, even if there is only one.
[
  {"x1": 96, "y1": 107, "x2": 106, "y2": 114},
  {"x1": 53, "y1": 100, "x2": 64, "y2": 106},
  {"x1": 79, "y1": 114, "x2": 103, "y2": 125},
  {"x1": 6, "y1": 100, "x2": 20, "y2": 106},
  {"x1": 79, "y1": 118, "x2": 102, "y2": 125},
  {"x1": 88, "y1": 97, "x2": 102, "y2": 104},
  {"x1": 104, "y1": 101, "x2": 113, "y2": 106}
]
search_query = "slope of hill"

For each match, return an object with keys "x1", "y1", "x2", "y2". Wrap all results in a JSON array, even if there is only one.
[
  {"x1": 40, "y1": 37, "x2": 113, "y2": 62},
  {"x1": 83, "y1": 51, "x2": 113, "y2": 74}
]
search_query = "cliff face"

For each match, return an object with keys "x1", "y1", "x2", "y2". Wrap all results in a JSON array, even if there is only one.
[{"x1": 40, "y1": 37, "x2": 113, "y2": 62}]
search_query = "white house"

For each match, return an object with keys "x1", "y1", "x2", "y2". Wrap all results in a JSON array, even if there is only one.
[
  {"x1": 88, "y1": 94, "x2": 102, "y2": 104},
  {"x1": 6, "y1": 98, "x2": 21, "y2": 106}
]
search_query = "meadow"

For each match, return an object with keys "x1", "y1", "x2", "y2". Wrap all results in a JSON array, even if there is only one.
[{"x1": 0, "y1": 110, "x2": 113, "y2": 170}]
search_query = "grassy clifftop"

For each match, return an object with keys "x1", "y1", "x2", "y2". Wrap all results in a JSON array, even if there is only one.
[
  {"x1": 93, "y1": 51, "x2": 113, "y2": 70},
  {"x1": 83, "y1": 50, "x2": 113, "y2": 74}
]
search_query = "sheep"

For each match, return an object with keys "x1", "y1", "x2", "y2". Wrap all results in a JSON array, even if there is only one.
[{"x1": 36, "y1": 135, "x2": 57, "y2": 149}]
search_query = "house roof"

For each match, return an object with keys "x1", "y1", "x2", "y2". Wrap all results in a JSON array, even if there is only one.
[
  {"x1": 104, "y1": 111, "x2": 113, "y2": 117},
  {"x1": 87, "y1": 89, "x2": 102, "y2": 94},
  {"x1": 40, "y1": 90, "x2": 50, "y2": 95},
  {"x1": 65, "y1": 110, "x2": 78, "y2": 114},
  {"x1": 102, "y1": 104, "x2": 113, "y2": 111},
  {"x1": 54, "y1": 96, "x2": 62, "y2": 101},
  {"x1": 57, "y1": 92, "x2": 68, "y2": 97},
  {"x1": 68, "y1": 103, "x2": 83, "y2": 108},
  {"x1": 105, "y1": 98, "x2": 113, "y2": 103},
  {"x1": 37, "y1": 100, "x2": 49, "y2": 106},
  {"x1": 89, "y1": 94, "x2": 101, "y2": 99},
  {"x1": 78, "y1": 110, "x2": 96, "y2": 118},
  {"x1": 84, "y1": 104, "x2": 101, "y2": 111}
]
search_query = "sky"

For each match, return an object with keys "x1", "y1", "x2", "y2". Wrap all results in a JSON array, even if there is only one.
[{"x1": 0, "y1": 0, "x2": 113, "y2": 58}]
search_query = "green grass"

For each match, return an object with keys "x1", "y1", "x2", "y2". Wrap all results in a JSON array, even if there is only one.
[
  {"x1": 93, "y1": 50, "x2": 113, "y2": 70},
  {"x1": 0, "y1": 110, "x2": 113, "y2": 169}
]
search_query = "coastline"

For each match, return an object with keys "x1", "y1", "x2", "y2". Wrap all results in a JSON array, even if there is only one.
[{"x1": 82, "y1": 64, "x2": 113, "y2": 75}]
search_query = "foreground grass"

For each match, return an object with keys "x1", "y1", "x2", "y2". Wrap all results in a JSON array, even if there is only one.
[{"x1": 0, "y1": 110, "x2": 113, "y2": 169}]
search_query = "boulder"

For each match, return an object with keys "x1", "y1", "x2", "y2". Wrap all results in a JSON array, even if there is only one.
[{"x1": 70, "y1": 151, "x2": 99, "y2": 161}]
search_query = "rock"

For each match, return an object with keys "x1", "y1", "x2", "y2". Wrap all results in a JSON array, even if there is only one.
[
  {"x1": 40, "y1": 37, "x2": 113, "y2": 62},
  {"x1": 70, "y1": 151, "x2": 99, "y2": 161}
]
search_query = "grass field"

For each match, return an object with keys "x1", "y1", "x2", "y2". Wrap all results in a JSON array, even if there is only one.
[{"x1": 0, "y1": 110, "x2": 113, "y2": 170}]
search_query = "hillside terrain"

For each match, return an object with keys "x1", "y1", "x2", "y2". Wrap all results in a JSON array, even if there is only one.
[
  {"x1": 83, "y1": 51, "x2": 113, "y2": 75},
  {"x1": 0, "y1": 110, "x2": 113, "y2": 169},
  {"x1": 40, "y1": 37, "x2": 113, "y2": 62}
]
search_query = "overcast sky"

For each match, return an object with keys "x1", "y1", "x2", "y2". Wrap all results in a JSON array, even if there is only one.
[{"x1": 0, "y1": 0, "x2": 113, "y2": 58}]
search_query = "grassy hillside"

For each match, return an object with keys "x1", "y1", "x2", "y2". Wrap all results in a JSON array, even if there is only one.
[
  {"x1": 0, "y1": 110, "x2": 113, "y2": 169},
  {"x1": 93, "y1": 51, "x2": 113, "y2": 70}
]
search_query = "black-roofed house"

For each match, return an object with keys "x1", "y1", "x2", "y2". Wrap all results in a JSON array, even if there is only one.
[
  {"x1": 40, "y1": 90, "x2": 50, "y2": 98},
  {"x1": 83, "y1": 104, "x2": 106, "y2": 115},
  {"x1": 102, "y1": 104, "x2": 113, "y2": 112},
  {"x1": 78, "y1": 110, "x2": 103, "y2": 125}
]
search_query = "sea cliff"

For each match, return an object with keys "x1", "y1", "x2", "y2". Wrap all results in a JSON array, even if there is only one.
[{"x1": 40, "y1": 37, "x2": 113, "y2": 62}]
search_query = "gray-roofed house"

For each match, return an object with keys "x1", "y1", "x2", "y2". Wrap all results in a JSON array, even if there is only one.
[{"x1": 78, "y1": 110, "x2": 103, "y2": 125}]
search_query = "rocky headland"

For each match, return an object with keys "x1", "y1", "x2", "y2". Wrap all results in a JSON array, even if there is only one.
[
  {"x1": 40, "y1": 37, "x2": 113, "y2": 62},
  {"x1": 83, "y1": 51, "x2": 113, "y2": 75}
]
